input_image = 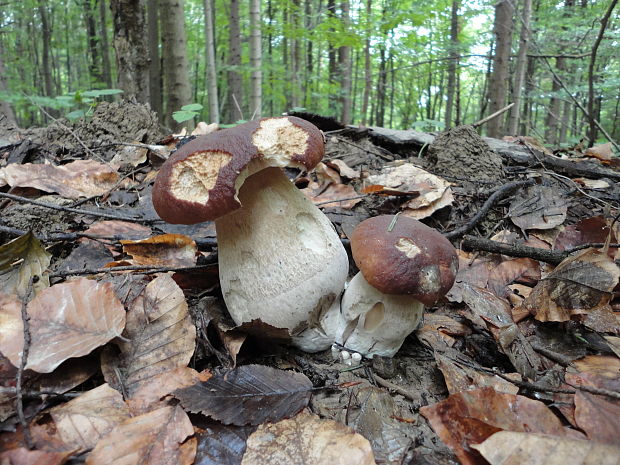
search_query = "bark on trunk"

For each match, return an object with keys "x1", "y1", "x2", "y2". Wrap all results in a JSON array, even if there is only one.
[
  {"x1": 0, "y1": 43, "x2": 16, "y2": 125},
  {"x1": 83, "y1": 0, "x2": 102, "y2": 83},
  {"x1": 38, "y1": 4, "x2": 58, "y2": 117},
  {"x1": 110, "y1": 0, "x2": 150, "y2": 103},
  {"x1": 360, "y1": 0, "x2": 372, "y2": 125},
  {"x1": 487, "y1": 0, "x2": 514, "y2": 137},
  {"x1": 228, "y1": 0, "x2": 243, "y2": 121},
  {"x1": 99, "y1": 0, "x2": 114, "y2": 88},
  {"x1": 160, "y1": 0, "x2": 192, "y2": 128},
  {"x1": 147, "y1": 0, "x2": 162, "y2": 118},
  {"x1": 249, "y1": 0, "x2": 262, "y2": 118},
  {"x1": 203, "y1": 0, "x2": 219, "y2": 123},
  {"x1": 444, "y1": 0, "x2": 459, "y2": 129},
  {"x1": 507, "y1": 0, "x2": 531, "y2": 135},
  {"x1": 339, "y1": 0, "x2": 352, "y2": 124}
]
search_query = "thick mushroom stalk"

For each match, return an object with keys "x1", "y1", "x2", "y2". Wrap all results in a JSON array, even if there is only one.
[
  {"x1": 329, "y1": 215, "x2": 458, "y2": 358},
  {"x1": 152, "y1": 117, "x2": 348, "y2": 351}
]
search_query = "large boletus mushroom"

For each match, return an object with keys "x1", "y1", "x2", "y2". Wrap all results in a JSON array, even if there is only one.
[
  {"x1": 333, "y1": 215, "x2": 458, "y2": 357},
  {"x1": 152, "y1": 116, "x2": 349, "y2": 351}
]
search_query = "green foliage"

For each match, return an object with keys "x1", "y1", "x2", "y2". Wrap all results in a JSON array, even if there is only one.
[{"x1": 172, "y1": 103, "x2": 205, "y2": 123}]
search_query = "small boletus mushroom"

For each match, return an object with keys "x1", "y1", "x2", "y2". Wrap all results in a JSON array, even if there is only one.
[
  {"x1": 334, "y1": 215, "x2": 458, "y2": 357},
  {"x1": 152, "y1": 116, "x2": 348, "y2": 351}
]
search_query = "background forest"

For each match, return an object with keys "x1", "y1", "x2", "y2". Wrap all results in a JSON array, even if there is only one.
[{"x1": 0, "y1": 0, "x2": 618, "y2": 147}]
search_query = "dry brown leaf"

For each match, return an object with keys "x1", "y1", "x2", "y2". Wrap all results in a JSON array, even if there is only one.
[
  {"x1": 325, "y1": 159, "x2": 360, "y2": 179},
  {"x1": 555, "y1": 216, "x2": 617, "y2": 260},
  {"x1": 314, "y1": 162, "x2": 342, "y2": 184},
  {"x1": 50, "y1": 383, "x2": 131, "y2": 451},
  {"x1": 192, "y1": 121, "x2": 219, "y2": 135},
  {"x1": 574, "y1": 391, "x2": 620, "y2": 444},
  {"x1": 585, "y1": 142, "x2": 615, "y2": 163},
  {"x1": 127, "y1": 366, "x2": 211, "y2": 414},
  {"x1": 103, "y1": 274, "x2": 196, "y2": 396},
  {"x1": 85, "y1": 405, "x2": 195, "y2": 465},
  {"x1": 402, "y1": 187, "x2": 454, "y2": 220},
  {"x1": 0, "y1": 447, "x2": 73, "y2": 465},
  {"x1": 567, "y1": 355, "x2": 620, "y2": 392},
  {"x1": 0, "y1": 231, "x2": 51, "y2": 297},
  {"x1": 486, "y1": 257, "x2": 540, "y2": 298},
  {"x1": 241, "y1": 411, "x2": 376, "y2": 465},
  {"x1": 520, "y1": 248, "x2": 620, "y2": 323},
  {"x1": 420, "y1": 387, "x2": 567, "y2": 465},
  {"x1": 509, "y1": 185, "x2": 567, "y2": 231},
  {"x1": 0, "y1": 160, "x2": 120, "y2": 198},
  {"x1": 84, "y1": 221, "x2": 152, "y2": 242},
  {"x1": 110, "y1": 143, "x2": 148, "y2": 168},
  {"x1": 435, "y1": 353, "x2": 519, "y2": 395},
  {"x1": 472, "y1": 431, "x2": 620, "y2": 465},
  {"x1": 304, "y1": 181, "x2": 362, "y2": 209},
  {"x1": 604, "y1": 336, "x2": 620, "y2": 358},
  {"x1": 120, "y1": 234, "x2": 197, "y2": 267},
  {"x1": 0, "y1": 279, "x2": 125, "y2": 373}
]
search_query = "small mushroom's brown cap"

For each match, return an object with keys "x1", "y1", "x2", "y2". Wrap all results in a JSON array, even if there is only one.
[
  {"x1": 351, "y1": 215, "x2": 458, "y2": 304},
  {"x1": 152, "y1": 116, "x2": 324, "y2": 224}
]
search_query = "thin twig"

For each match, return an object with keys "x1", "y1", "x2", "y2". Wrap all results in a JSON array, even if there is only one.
[
  {"x1": 472, "y1": 103, "x2": 515, "y2": 128},
  {"x1": 16, "y1": 278, "x2": 34, "y2": 449},
  {"x1": 372, "y1": 373, "x2": 419, "y2": 402},
  {"x1": 444, "y1": 179, "x2": 536, "y2": 240},
  {"x1": 49, "y1": 263, "x2": 218, "y2": 279},
  {"x1": 314, "y1": 194, "x2": 368, "y2": 206},
  {"x1": 0, "y1": 192, "x2": 160, "y2": 224}
]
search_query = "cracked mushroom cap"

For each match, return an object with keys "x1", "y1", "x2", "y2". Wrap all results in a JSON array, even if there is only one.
[
  {"x1": 351, "y1": 215, "x2": 458, "y2": 305},
  {"x1": 152, "y1": 116, "x2": 325, "y2": 224}
]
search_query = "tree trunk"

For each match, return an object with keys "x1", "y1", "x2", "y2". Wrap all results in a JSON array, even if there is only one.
[
  {"x1": 487, "y1": 0, "x2": 514, "y2": 137},
  {"x1": 327, "y1": 0, "x2": 338, "y2": 89},
  {"x1": 520, "y1": 54, "x2": 536, "y2": 135},
  {"x1": 249, "y1": 0, "x2": 262, "y2": 118},
  {"x1": 38, "y1": 4, "x2": 58, "y2": 117},
  {"x1": 83, "y1": 0, "x2": 102, "y2": 83},
  {"x1": 228, "y1": 0, "x2": 243, "y2": 121},
  {"x1": 339, "y1": 0, "x2": 352, "y2": 124},
  {"x1": 507, "y1": 0, "x2": 531, "y2": 135},
  {"x1": 203, "y1": 0, "x2": 219, "y2": 123},
  {"x1": 444, "y1": 0, "x2": 459, "y2": 129},
  {"x1": 160, "y1": 0, "x2": 192, "y2": 128},
  {"x1": 0, "y1": 43, "x2": 16, "y2": 125},
  {"x1": 110, "y1": 0, "x2": 150, "y2": 103},
  {"x1": 360, "y1": 0, "x2": 372, "y2": 125},
  {"x1": 99, "y1": 0, "x2": 114, "y2": 88},
  {"x1": 544, "y1": 57, "x2": 565, "y2": 145},
  {"x1": 147, "y1": 0, "x2": 162, "y2": 117}
]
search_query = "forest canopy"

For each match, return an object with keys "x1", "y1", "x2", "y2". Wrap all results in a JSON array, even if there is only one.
[{"x1": 0, "y1": 0, "x2": 618, "y2": 147}]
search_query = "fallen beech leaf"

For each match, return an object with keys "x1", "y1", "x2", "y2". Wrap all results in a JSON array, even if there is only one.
[
  {"x1": 402, "y1": 187, "x2": 454, "y2": 220},
  {"x1": 0, "y1": 447, "x2": 72, "y2": 465},
  {"x1": 314, "y1": 162, "x2": 342, "y2": 184},
  {"x1": 85, "y1": 405, "x2": 195, "y2": 465},
  {"x1": 174, "y1": 364, "x2": 312, "y2": 426},
  {"x1": 435, "y1": 353, "x2": 519, "y2": 395},
  {"x1": 366, "y1": 163, "x2": 449, "y2": 203},
  {"x1": 420, "y1": 387, "x2": 567, "y2": 465},
  {"x1": 102, "y1": 274, "x2": 196, "y2": 396},
  {"x1": 304, "y1": 181, "x2": 362, "y2": 209},
  {"x1": 555, "y1": 216, "x2": 617, "y2": 259},
  {"x1": 604, "y1": 336, "x2": 620, "y2": 358},
  {"x1": 574, "y1": 391, "x2": 620, "y2": 444},
  {"x1": 585, "y1": 142, "x2": 614, "y2": 163},
  {"x1": 509, "y1": 185, "x2": 567, "y2": 230},
  {"x1": 120, "y1": 234, "x2": 197, "y2": 267},
  {"x1": 192, "y1": 121, "x2": 219, "y2": 136},
  {"x1": 472, "y1": 431, "x2": 620, "y2": 465},
  {"x1": 84, "y1": 221, "x2": 152, "y2": 255},
  {"x1": 241, "y1": 412, "x2": 376, "y2": 465},
  {"x1": 195, "y1": 422, "x2": 256, "y2": 465},
  {"x1": 127, "y1": 366, "x2": 211, "y2": 414},
  {"x1": 110, "y1": 143, "x2": 148, "y2": 168},
  {"x1": 325, "y1": 159, "x2": 360, "y2": 179},
  {"x1": 0, "y1": 279, "x2": 125, "y2": 372},
  {"x1": 567, "y1": 356, "x2": 620, "y2": 392},
  {"x1": 50, "y1": 383, "x2": 130, "y2": 451},
  {"x1": 573, "y1": 178, "x2": 611, "y2": 190},
  {"x1": 0, "y1": 231, "x2": 51, "y2": 297},
  {"x1": 521, "y1": 248, "x2": 620, "y2": 323},
  {"x1": 486, "y1": 257, "x2": 540, "y2": 298},
  {"x1": 0, "y1": 160, "x2": 120, "y2": 198}
]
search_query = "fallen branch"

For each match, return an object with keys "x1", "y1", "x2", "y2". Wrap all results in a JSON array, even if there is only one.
[
  {"x1": 472, "y1": 103, "x2": 515, "y2": 128},
  {"x1": 16, "y1": 279, "x2": 34, "y2": 449}
]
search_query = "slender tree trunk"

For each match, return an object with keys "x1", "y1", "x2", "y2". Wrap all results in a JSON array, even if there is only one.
[
  {"x1": 160, "y1": 0, "x2": 192, "y2": 128},
  {"x1": 0, "y1": 43, "x2": 16, "y2": 125},
  {"x1": 327, "y1": 0, "x2": 338, "y2": 88},
  {"x1": 99, "y1": 0, "x2": 114, "y2": 88},
  {"x1": 507, "y1": 0, "x2": 532, "y2": 135},
  {"x1": 83, "y1": 0, "x2": 102, "y2": 83},
  {"x1": 339, "y1": 0, "x2": 352, "y2": 124},
  {"x1": 249, "y1": 0, "x2": 262, "y2": 118},
  {"x1": 520, "y1": 55, "x2": 536, "y2": 134},
  {"x1": 544, "y1": 57, "x2": 565, "y2": 144},
  {"x1": 444, "y1": 0, "x2": 459, "y2": 129},
  {"x1": 38, "y1": 4, "x2": 58, "y2": 117},
  {"x1": 290, "y1": 0, "x2": 301, "y2": 109},
  {"x1": 228, "y1": 0, "x2": 243, "y2": 121},
  {"x1": 147, "y1": 0, "x2": 162, "y2": 116},
  {"x1": 487, "y1": 0, "x2": 514, "y2": 137},
  {"x1": 360, "y1": 0, "x2": 372, "y2": 125},
  {"x1": 203, "y1": 0, "x2": 219, "y2": 122},
  {"x1": 110, "y1": 0, "x2": 150, "y2": 103},
  {"x1": 587, "y1": 0, "x2": 617, "y2": 145}
]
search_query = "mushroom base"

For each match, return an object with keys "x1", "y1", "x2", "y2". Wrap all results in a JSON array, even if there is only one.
[
  {"x1": 216, "y1": 167, "x2": 349, "y2": 352},
  {"x1": 332, "y1": 272, "x2": 424, "y2": 358}
]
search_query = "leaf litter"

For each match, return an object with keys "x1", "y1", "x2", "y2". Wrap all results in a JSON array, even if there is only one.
[{"x1": 0, "y1": 106, "x2": 619, "y2": 464}]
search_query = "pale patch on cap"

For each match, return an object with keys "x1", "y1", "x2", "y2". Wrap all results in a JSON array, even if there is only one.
[{"x1": 170, "y1": 151, "x2": 232, "y2": 204}]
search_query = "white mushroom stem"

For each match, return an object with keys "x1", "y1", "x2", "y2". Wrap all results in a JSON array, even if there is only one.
[
  {"x1": 215, "y1": 166, "x2": 349, "y2": 352},
  {"x1": 334, "y1": 272, "x2": 424, "y2": 358}
]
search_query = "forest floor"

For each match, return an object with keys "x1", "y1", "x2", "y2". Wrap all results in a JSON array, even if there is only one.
[{"x1": 0, "y1": 102, "x2": 619, "y2": 465}]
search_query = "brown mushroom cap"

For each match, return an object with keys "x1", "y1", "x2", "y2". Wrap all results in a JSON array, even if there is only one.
[
  {"x1": 152, "y1": 116, "x2": 324, "y2": 224},
  {"x1": 351, "y1": 215, "x2": 458, "y2": 304}
]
